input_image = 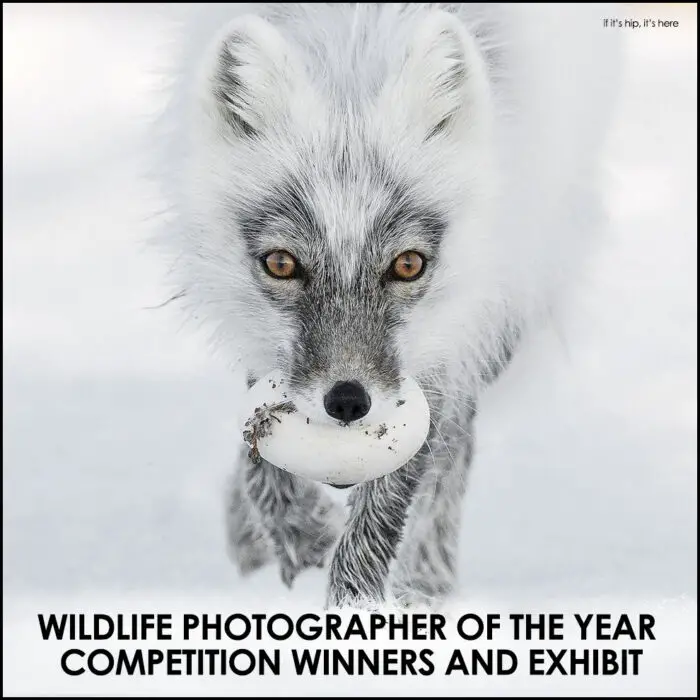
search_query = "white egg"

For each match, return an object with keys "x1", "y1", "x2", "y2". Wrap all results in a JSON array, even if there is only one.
[{"x1": 239, "y1": 371, "x2": 430, "y2": 485}]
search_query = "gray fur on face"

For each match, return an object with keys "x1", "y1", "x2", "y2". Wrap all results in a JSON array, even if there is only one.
[{"x1": 235, "y1": 148, "x2": 447, "y2": 397}]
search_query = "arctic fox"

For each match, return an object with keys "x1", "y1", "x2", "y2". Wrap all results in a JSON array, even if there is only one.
[{"x1": 153, "y1": 3, "x2": 620, "y2": 607}]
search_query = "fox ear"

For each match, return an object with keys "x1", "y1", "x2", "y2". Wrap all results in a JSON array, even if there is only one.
[
  {"x1": 206, "y1": 15, "x2": 308, "y2": 138},
  {"x1": 382, "y1": 11, "x2": 491, "y2": 141}
]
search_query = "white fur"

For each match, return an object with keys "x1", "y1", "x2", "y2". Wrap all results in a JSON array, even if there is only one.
[
  {"x1": 149, "y1": 3, "x2": 621, "y2": 398},
  {"x1": 147, "y1": 3, "x2": 622, "y2": 607}
]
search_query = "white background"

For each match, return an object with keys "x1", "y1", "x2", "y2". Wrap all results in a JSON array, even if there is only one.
[{"x1": 3, "y1": 3, "x2": 697, "y2": 696}]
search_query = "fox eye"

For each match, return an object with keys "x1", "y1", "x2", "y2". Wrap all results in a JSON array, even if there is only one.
[
  {"x1": 263, "y1": 250, "x2": 298, "y2": 279},
  {"x1": 390, "y1": 251, "x2": 425, "y2": 281}
]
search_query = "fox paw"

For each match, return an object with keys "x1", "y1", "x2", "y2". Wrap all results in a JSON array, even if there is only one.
[
  {"x1": 274, "y1": 499, "x2": 342, "y2": 588},
  {"x1": 226, "y1": 480, "x2": 273, "y2": 575},
  {"x1": 389, "y1": 576, "x2": 454, "y2": 609}
]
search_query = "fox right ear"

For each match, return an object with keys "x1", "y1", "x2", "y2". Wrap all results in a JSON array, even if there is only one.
[
  {"x1": 204, "y1": 15, "x2": 310, "y2": 138},
  {"x1": 378, "y1": 11, "x2": 492, "y2": 143}
]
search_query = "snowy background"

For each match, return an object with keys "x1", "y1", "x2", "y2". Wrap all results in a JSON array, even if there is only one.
[{"x1": 3, "y1": 3, "x2": 697, "y2": 696}]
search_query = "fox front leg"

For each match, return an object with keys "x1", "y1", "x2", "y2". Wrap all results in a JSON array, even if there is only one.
[
  {"x1": 226, "y1": 453, "x2": 273, "y2": 575},
  {"x1": 228, "y1": 373, "x2": 343, "y2": 586},
  {"x1": 228, "y1": 452, "x2": 343, "y2": 587},
  {"x1": 325, "y1": 459, "x2": 426, "y2": 608},
  {"x1": 325, "y1": 398, "x2": 475, "y2": 609}
]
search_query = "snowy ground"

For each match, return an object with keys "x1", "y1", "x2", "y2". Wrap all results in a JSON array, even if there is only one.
[{"x1": 3, "y1": 3, "x2": 697, "y2": 696}]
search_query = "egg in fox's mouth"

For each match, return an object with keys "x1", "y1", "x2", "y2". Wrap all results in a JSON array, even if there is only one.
[{"x1": 241, "y1": 371, "x2": 430, "y2": 486}]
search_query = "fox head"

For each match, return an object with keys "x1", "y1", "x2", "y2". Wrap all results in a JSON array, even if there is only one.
[{"x1": 176, "y1": 6, "x2": 498, "y2": 425}]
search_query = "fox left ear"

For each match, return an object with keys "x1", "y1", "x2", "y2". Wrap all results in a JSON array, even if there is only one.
[
  {"x1": 202, "y1": 15, "x2": 315, "y2": 139},
  {"x1": 380, "y1": 11, "x2": 492, "y2": 142}
]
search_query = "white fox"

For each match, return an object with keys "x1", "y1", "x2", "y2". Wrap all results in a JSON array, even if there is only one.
[{"x1": 152, "y1": 3, "x2": 620, "y2": 607}]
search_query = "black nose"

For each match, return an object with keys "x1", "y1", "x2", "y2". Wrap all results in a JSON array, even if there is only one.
[{"x1": 323, "y1": 381, "x2": 371, "y2": 422}]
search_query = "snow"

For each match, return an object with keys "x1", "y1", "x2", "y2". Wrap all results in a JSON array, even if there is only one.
[{"x1": 2, "y1": 3, "x2": 696, "y2": 696}]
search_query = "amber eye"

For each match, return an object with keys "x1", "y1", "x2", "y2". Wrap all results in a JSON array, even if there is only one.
[
  {"x1": 263, "y1": 250, "x2": 298, "y2": 279},
  {"x1": 390, "y1": 251, "x2": 425, "y2": 281}
]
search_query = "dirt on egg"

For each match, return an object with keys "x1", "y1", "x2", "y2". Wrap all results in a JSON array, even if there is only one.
[{"x1": 242, "y1": 401, "x2": 297, "y2": 464}]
